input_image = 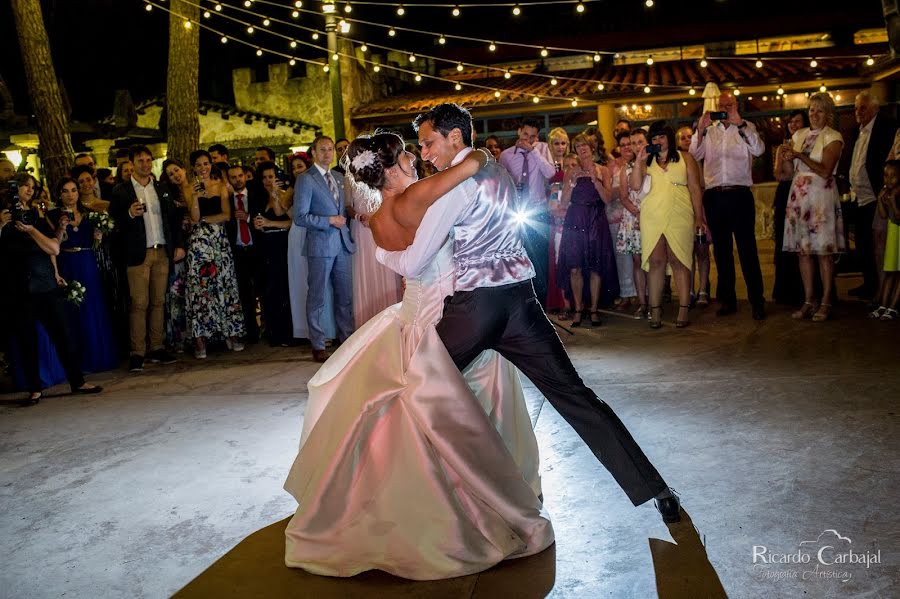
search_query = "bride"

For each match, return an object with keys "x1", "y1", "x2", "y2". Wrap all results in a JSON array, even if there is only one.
[{"x1": 283, "y1": 132, "x2": 554, "y2": 580}]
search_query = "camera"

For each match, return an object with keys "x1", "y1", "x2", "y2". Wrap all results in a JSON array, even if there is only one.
[
  {"x1": 709, "y1": 111, "x2": 728, "y2": 121},
  {"x1": 275, "y1": 167, "x2": 292, "y2": 186},
  {"x1": 646, "y1": 144, "x2": 662, "y2": 154},
  {"x1": 6, "y1": 181, "x2": 35, "y2": 226}
]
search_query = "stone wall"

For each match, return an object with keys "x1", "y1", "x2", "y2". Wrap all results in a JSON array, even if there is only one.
[{"x1": 232, "y1": 40, "x2": 383, "y2": 140}]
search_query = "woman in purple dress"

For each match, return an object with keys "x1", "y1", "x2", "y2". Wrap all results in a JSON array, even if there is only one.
[{"x1": 557, "y1": 133, "x2": 619, "y2": 327}]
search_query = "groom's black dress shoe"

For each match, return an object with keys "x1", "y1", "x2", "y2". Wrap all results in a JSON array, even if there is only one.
[{"x1": 656, "y1": 493, "x2": 682, "y2": 524}]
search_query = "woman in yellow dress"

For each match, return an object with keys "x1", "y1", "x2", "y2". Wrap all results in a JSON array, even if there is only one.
[{"x1": 631, "y1": 121, "x2": 705, "y2": 328}]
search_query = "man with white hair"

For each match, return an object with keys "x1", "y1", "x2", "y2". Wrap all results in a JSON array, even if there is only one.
[{"x1": 840, "y1": 90, "x2": 898, "y2": 300}]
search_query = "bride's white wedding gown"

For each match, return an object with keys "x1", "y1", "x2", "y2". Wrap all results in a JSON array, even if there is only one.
[{"x1": 283, "y1": 238, "x2": 554, "y2": 580}]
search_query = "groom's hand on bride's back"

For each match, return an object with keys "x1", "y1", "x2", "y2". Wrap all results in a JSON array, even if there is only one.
[{"x1": 329, "y1": 215, "x2": 347, "y2": 228}]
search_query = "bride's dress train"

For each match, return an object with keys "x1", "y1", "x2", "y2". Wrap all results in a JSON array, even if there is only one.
[{"x1": 283, "y1": 239, "x2": 553, "y2": 580}]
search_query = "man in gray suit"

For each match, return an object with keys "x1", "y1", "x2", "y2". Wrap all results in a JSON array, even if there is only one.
[{"x1": 294, "y1": 135, "x2": 356, "y2": 362}]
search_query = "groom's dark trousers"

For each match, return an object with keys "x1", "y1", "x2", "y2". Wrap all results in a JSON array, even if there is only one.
[{"x1": 436, "y1": 279, "x2": 668, "y2": 507}]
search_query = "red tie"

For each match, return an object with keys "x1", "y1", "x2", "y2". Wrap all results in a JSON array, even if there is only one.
[{"x1": 237, "y1": 193, "x2": 251, "y2": 244}]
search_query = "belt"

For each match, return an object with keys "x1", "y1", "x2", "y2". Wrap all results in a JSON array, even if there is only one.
[
  {"x1": 707, "y1": 185, "x2": 749, "y2": 193},
  {"x1": 147, "y1": 243, "x2": 167, "y2": 249}
]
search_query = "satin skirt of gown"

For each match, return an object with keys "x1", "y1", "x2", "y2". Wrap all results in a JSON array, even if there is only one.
[
  {"x1": 284, "y1": 239, "x2": 553, "y2": 581},
  {"x1": 288, "y1": 223, "x2": 336, "y2": 340}
]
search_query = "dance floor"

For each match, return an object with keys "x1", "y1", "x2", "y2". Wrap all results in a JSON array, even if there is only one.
[{"x1": 1, "y1": 241, "x2": 897, "y2": 598}]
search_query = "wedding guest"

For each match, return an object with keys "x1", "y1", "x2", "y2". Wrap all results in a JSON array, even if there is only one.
[
  {"x1": 546, "y1": 128, "x2": 571, "y2": 314},
  {"x1": 115, "y1": 161, "x2": 134, "y2": 185},
  {"x1": 1, "y1": 183, "x2": 102, "y2": 405},
  {"x1": 294, "y1": 135, "x2": 355, "y2": 363},
  {"x1": 678, "y1": 124, "x2": 710, "y2": 306},
  {"x1": 617, "y1": 129, "x2": 651, "y2": 318},
  {"x1": 608, "y1": 130, "x2": 637, "y2": 309},
  {"x1": 208, "y1": 143, "x2": 230, "y2": 174},
  {"x1": 772, "y1": 109, "x2": 810, "y2": 305},
  {"x1": 557, "y1": 133, "x2": 618, "y2": 327},
  {"x1": 97, "y1": 168, "x2": 115, "y2": 199},
  {"x1": 779, "y1": 92, "x2": 845, "y2": 322},
  {"x1": 333, "y1": 138, "x2": 350, "y2": 175},
  {"x1": 484, "y1": 135, "x2": 503, "y2": 160},
  {"x1": 51, "y1": 178, "x2": 118, "y2": 373},
  {"x1": 3, "y1": 173, "x2": 67, "y2": 390},
  {"x1": 632, "y1": 121, "x2": 705, "y2": 328},
  {"x1": 226, "y1": 164, "x2": 267, "y2": 343},
  {"x1": 345, "y1": 149, "x2": 403, "y2": 327},
  {"x1": 871, "y1": 160, "x2": 900, "y2": 319},
  {"x1": 284, "y1": 153, "x2": 337, "y2": 343},
  {"x1": 184, "y1": 150, "x2": 244, "y2": 357},
  {"x1": 110, "y1": 145, "x2": 184, "y2": 372},
  {"x1": 499, "y1": 117, "x2": 556, "y2": 308},
  {"x1": 690, "y1": 91, "x2": 767, "y2": 320},
  {"x1": 161, "y1": 158, "x2": 195, "y2": 352},
  {"x1": 254, "y1": 161, "x2": 293, "y2": 346}
]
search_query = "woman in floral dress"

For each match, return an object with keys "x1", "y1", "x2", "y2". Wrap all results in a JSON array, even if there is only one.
[
  {"x1": 617, "y1": 129, "x2": 651, "y2": 318},
  {"x1": 184, "y1": 150, "x2": 244, "y2": 358},
  {"x1": 161, "y1": 159, "x2": 194, "y2": 352},
  {"x1": 778, "y1": 92, "x2": 845, "y2": 322}
]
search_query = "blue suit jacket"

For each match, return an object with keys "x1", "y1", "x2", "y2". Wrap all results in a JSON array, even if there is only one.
[{"x1": 293, "y1": 167, "x2": 356, "y2": 257}]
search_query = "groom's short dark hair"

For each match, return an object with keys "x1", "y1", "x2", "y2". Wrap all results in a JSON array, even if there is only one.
[{"x1": 412, "y1": 103, "x2": 473, "y2": 147}]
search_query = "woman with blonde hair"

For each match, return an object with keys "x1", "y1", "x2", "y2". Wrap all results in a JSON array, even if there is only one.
[
  {"x1": 778, "y1": 92, "x2": 845, "y2": 322},
  {"x1": 546, "y1": 127, "x2": 571, "y2": 313}
]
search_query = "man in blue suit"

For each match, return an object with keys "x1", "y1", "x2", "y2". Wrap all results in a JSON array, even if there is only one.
[{"x1": 294, "y1": 135, "x2": 356, "y2": 362}]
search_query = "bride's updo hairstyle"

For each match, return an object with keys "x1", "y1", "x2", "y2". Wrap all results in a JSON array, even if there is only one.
[{"x1": 343, "y1": 132, "x2": 406, "y2": 190}]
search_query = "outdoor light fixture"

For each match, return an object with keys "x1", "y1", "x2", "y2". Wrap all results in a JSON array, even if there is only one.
[
  {"x1": 183, "y1": 20, "x2": 192, "y2": 29},
  {"x1": 494, "y1": 90, "x2": 501, "y2": 98},
  {"x1": 866, "y1": 56, "x2": 875, "y2": 66},
  {"x1": 550, "y1": 78, "x2": 558, "y2": 85},
  {"x1": 733, "y1": 88, "x2": 741, "y2": 96},
  {"x1": 645, "y1": 0, "x2": 654, "y2": 6},
  {"x1": 689, "y1": 87, "x2": 696, "y2": 95},
  {"x1": 540, "y1": 48, "x2": 548, "y2": 57},
  {"x1": 777, "y1": 87, "x2": 784, "y2": 95},
  {"x1": 262, "y1": 18, "x2": 270, "y2": 26},
  {"x1": 415, "y1": 74, "x2": 422, "y2": 82},
  {"x1": 456, "y1": 63, "x2": 464, "y2": 72},
  {"x1": 452, "y1": 5, "x2": 460, "y2": 17},
  {"x1": 332, "y1": 53, "x2": 339, "y2": 61},
  {"x1": 571, "y1": 99, "x2": 578, "y2": 107},
  {"x1": 489, "y1": 42, "x2": 497, "y2": 52},
  {"x1": 533, "y1": 96, "x2": 540, "y2": 103},
  {"x1": 455, "y1": 83, "x2": 462, "y2": 91},
  {"x1": 312, "y1": 32, "x2": 319, "y2": 40},
  {"x1": 344, "y1": 3, "x2": 352, "y2": 13},
  {"x1": 819, "y1": 84, "x2": 827, "y2": 92},
  {"x1": 323, "y1": 64, "x2": 330, "y2": 72},
  {"x1": 144, "y1": 3, "x2": 152, "y2": 11},
  {"x1": 203, "y1": 11, "x2": 210, "y2": 19},
  {"x1": 643, "y1": 86, "x2": 651, "y2": 93},
  {"x1": 397, "y1": 4, "x2": 405, "y2": 16},
  {"x1": 576, "y1": 2, "x2": 585, "y2": 13},
  {"x1": 755, "y1": 59, "x2": 763, "y2": 68},
  {"x1": 247, "y1": 26, "x2": 254, "y2": 34},
  {"x1": 322, "y1": 1, "x2": 337, "y2": 14},
  {"x1": 504, "y1": 70, "x2": 511, "y2": 79},
  {"x1": 215, "y1": 3, "x2": 222, "y2": 11},
  {"x1": 373, "y1": 64, "x2": 381, "y2": 72},
  {"x1": 360, "y1": 44, "x2": 367, "y2": 52},
  {"x1": 810, "y1": 59, "x2": 818, "y2": 68},
  {"x1": 388, "y1": 28, "x2": 396, "y2": 36},
  {"x1": 597, "y1": 83, "x2": 604, "y2": 91},
  {"x1": 220, "y1": 36, "x2": 228, "y2": 43},
  {"x1": 290, "y1": 40, "x2": 298, "y2": 48},
  {"x1": 700, "y1": 58, "x2": 708, "y2": 68},
  {"x1": 409, "y1": 53, "x2": 416, "y2": 62},
  {"x1": 512, "y1": 4, "x2": 521, "y2": 16},
  {"x1": 292, "y1": 10, "x2": 299, "y2": 17},
  {"x1": 593, "y1": 53, "x2": 601, "y2": 62},
  {"x1": 256, "y1": 48, "x2": 263, "y2": 56},
  {"x1": 289, "y1": 59, "x2": 296, "y2": 65},
  {"x1": 295, "y1": 0, "x2": 302, "y2": 6},
  {"x1": 438, "y1": 35, "x2": 446, "y2": 45},
  {"x1": 646, "y1": 56, "x2": 653, "y2": 65}
]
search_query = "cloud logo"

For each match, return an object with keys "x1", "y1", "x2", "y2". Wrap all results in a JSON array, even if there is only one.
[{"x1": 800, "y1": 530, "x2": 852, "y2": 548}]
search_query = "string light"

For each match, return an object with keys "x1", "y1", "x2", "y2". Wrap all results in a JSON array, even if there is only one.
[
  {"x1": 733, "y1": 88, "x2": 741, "y2": 96},
  {"x1": 866, "y1": 56, "x2": 875, "y2": 66},
  {"x1": 290, "y1": 40, "x2": 297, "y2": 48},
  {"x1": 289, "y1": 58, "x2": 296, "y2": 65},
  {"x1": 244, "y1": 0, "x2": 251, "y2": 6},
  {"x1": 344, "y1": 3, "x2": 351, "y2": 12},
  {"x1": 571, "y1": 99, "x2": 578, "y2": 107},
  {"x1": 438, "y1": 35, "x2": 446, "y2": 45},
  {"x1": 373, "y1": 64, "x2": 380, "y2": 72},
  {"x1": 220, "y1": 36, "x2": 227, "y2": 43},
  {"x1": 452, "y1": 5, "x2": 460, "y2": 16},
  {"x1": 645, "y1": 0, "x2": 654, "y2": 6},
  {"x1": 819, "y1": 84, "x2": 827, "y2": 92},
  {"x1": 489, "y1": 42, "x2": 497, "y2": 52},
  {"x1": 532, "y1": 96, "x2": 540, "y2": 103},
  {"x1": 597, "y1": 83, "x2": 604, "y2": 91},
  {"x1": 455, "y1": 82, "x2": 462, "y2": 91},
  {"x1": 755, "y1": 58, "x2": 763, "y2": 68},
  {"x1": 810, "y1": 59, "x2": 818, "y2": 68},
  {"x1": 700, "y1": 58, "x2": 708, "y2": 68},
  {"x1": 550, "y1": 78, "x2": 558, "y2": 85},
  {"x1": 415, "y1": 74, "x2": 422, "y2": 82},
  {"x1": 256, "y1": 48, "x2": 263, "y2": 56},
  {"x1": 396, "y1": 3, "x2": 405, "y2": 16},
  {"x1": 144, "y1": 3, "x2": 152, "y2": 10},
  {"x1": 643, "y1": 86, "x2": 651, "y2": 93},
  {"x1": 183, "y1": 20, "x2": 193, "y2": 29},
  {"x1": 504, "y1": 69, "x2": 511, "y2": 79},
  {"x1": 215, "y1": 3, "x2": 222, "y2": 11},
  {"x1": 494, "y1": 90, "x2": 501, "y2": 98},
  {"x1": 311, "y1": 32, "x2": 319, "y2": 40},
  {"x1": 294, "y1": 0, "x2": 301, "y2": 6},
  {"x1": 332, "y1": 52, "x2": 339, "y2": 60},
  {"x1": 777, "y1": 87, "x2": 784, "y2": 95},
  {"x1": 409, "y1": 53, "x2": 416, "y2": 62},
  {"x1": 388, "y1": 28, "x2": 396, "y2": 36},
  {"x1": 593, "y1": 52, "x2": 601, "y2": 62},
  {"x1": 262, "y1": 18, "x2": 271, "y2": 26},
  {"x1": 689, "y1": 87, "x2": 696, "y2": 95},
  {"x1": 456, "y1": 62, "x2": 464, "y2": 72},
  {"x1": 292, "y1": 10, "x2": 299, "y2": 17},
  {"x1": 360, "y1": 43, "x2": 367, "y2": 52},
  {"x1": 540, "y1": 48, "x2": 548, "y2": 57},
  {"x1": 512, "y1": 4, "x2": 521, "y2": 16},
  {"x1": 203, "y1": 11, "x2": 211, "y2": 18},
  {"x1": 646, "y1": 56, "x2": 653, "y2": 66},
  {"x1": 247, "y1": 26, "x2": 254, "y2": 34},
  {"x1": 576, "y1": 1, "x2": 585, "y2": 13}
]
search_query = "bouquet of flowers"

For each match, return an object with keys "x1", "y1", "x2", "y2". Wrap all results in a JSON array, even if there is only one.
[
  {"x1": 86, "y1": 211, "x2": 115, "y2": 249},
  {"x1": 66, "y1": 280, "x2": 86, "y2": 306}
]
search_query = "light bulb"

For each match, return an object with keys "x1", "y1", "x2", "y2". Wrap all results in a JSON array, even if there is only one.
[
  {"x1": 733, "y1": 88, "x2": 741, "y2": 96},
  {"x1": 455, "y1": 83, "x2": 462, "y2": 91},
  {"x1": 409, "y1": 54, "x2": 416, "y2": 62},
  {"x1": 819, "y1": 84, "x2": 827, "y2": 92},
  {"x1": 593, "y1": 53, "x2": 601, "y2": 62},
  {"x1": 183, "y1": 20, "x2": 192, "y2": 29},
  {"x1": 295, "y1": 0, "x2": 302, "y2": 6},
  {"x1": 810, "y1": 59, "x2": 818, "y2": 68},
  {"x1": 262, "y1": 18, "x2": 270, "y2": 26},
  {"x1": 456, "y1": 63, "x2": 464, "y2": 72},
  {"x1": 762, "y1": 95, "x2": 768, "y2": 101},
  {"x1": 755, "y1": 59, "x2": 763, "y2": 68},
  {"x1": 689, "y1": 87, "x2": 696, "y2": 95},
  {"x1": 332, "y1": 53, "x2": 339, "y2": 61},
  {"x1": 247, "y1": 26, "x2": 254, "y2": 34},
  {"x1": 777, "y1": 87, "x2": 784, "y2": 95},
  {"x1": 533, "y1": 96, "x2": 540, "y2": 103},
  {"x1": 438, "y1": 36, "x2": 446, "y2": 45},
  {"x1": 540, "y1": 48, "x2": 548, "y2": 58},
  {"x1": 396, "y1": 4, "x2": 405, "y2": 16},
  {"x1": 415, "y1": 74, "x2": 422, "y2": 82},
  {"x1": 360, "y1": 44, "x2": 367, "y2": 52},
  {"x1": 645, "y1": 0, "x2": 654, "y2": 6},
  {"x1": 290, "y1": 40, "x2": 297, "y2": 48},
  {"x1": 388, "y1": 28, "x2": 396, "y2": 37},
  {"x1": 312, "y1": 32, "x2": 319, "y2": 40},
  {"x1": 220, "y1": 36, "x2": 228, "y2": 43},
  {"x1": 373, "y1": 65, "x2": 381, "y2": 72},
  {"x1": 494, "y1": 90, "x2": 501, "y2": 98},
  {"x1": 597, "y1": 83, "x2": 605, "y2": 91},
  {"x1": 344, "y1": 3, "x2": 351, "y2": 12},
  {"x1": 550, "y1": 78, "x2": 558, "y2": 86},
  {"x1": 700, "y1": 58, "x2": 708, "y2": 68},
  {"x1": 646, "y1": 56, "x2": 654, "y2": 66},
  {"x1": 489, "y1": 42, "x2": 497, "y2": 52},
  {"x1": 292, "y1": 10, "x2": 299, "y2": 17},
  {"x1": 256, "y1": 49, "x2": 263, "y2": 56},
  {"x1": 289, "y1": 59, "x2": 296, "y2": 66},
  {"x1": 643, "y1": 86, "x2": 651, "y2": 93},
  {"x1": 512, "y1": 5, "x2": 521, "y2": 16},
  {"x1": 203, "y1": 11, "x2": 210, "y2": 19},
  {"x1": 866, "y1": 56, "x2": 875, "y2": 66},
  {"x1": 571, "y1": 99, "x2": 578, "y2": 107},
  {"x1": 215, "y1": 4, "x2": 222, "y2": 11},
  {"x1": 504, "y1": 70, "x2": 511, "y2": 79},
  {"x1": 452, "y1": 6, "x2": 460, "y2": 16},
  {"x1": 323, "y1": 64, "x2": 330, "y2": 72},
  {"x1": 576, "y1": 2, "x2": 585, "y2": 13}
]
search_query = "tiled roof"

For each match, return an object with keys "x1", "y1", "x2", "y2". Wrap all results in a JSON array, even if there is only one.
[{"x1": 352, "y1": 55, "x2": 879, "y2": 119}]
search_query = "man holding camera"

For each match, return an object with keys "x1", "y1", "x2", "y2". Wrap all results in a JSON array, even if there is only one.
[
  {"x1": 109, "y1": 145, "x2": 185, "y2": 372},
  {"x1": 690, "y1": 92, "x2": 767, "y2": 320}
]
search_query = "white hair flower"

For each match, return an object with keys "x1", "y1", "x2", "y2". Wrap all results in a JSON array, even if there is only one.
[{"x1": 351, "y1": 149, "x2": 376, "y2": 172}]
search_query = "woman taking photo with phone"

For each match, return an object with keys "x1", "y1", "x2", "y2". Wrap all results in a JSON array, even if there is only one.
[
  {"x1": 254, "y1": 161, "x2": 294, "y2": 347},
  {"x1": 185, "y1": 149, "x2": 244, "y2": 358}
]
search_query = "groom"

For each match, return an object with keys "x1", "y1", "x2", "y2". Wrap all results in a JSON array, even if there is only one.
[{"x1": 376, "y1": 103, "x2": 681, "y2": 523}]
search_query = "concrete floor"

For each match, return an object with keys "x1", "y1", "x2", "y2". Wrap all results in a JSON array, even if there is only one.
[{"x1": 1, "y1": 242, "x2": 898, "y2": 598}]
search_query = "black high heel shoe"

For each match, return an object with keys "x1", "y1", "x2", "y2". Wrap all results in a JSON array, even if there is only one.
[
  {"x1": 649, "y1": 305, "x2": 663, "y2": 329},
  {"x1": 675, "y1": 304, "x2": 691, "y2": 328},
  {"x1": 571, "y1": 310, "x2": 584, "y2": 327}
]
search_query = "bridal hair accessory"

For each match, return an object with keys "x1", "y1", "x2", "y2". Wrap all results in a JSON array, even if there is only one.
[
  {"x1": 351, "y1": 149, "x2": 376, "y2": 173},
  {"x1": 341, "y1": 145, "x2": 384, "y2": 214}
]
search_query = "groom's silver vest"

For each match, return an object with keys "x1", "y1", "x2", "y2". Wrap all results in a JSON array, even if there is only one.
[{"x1": 453, "y1": 161, "x2": 535, "y2": 291}]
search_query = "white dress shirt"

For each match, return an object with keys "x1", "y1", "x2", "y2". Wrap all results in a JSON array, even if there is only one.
[
  {"x1": 131, "y1": 177, "x2": 165, "y2": 247},
  {"x1": 499, "y1": 141, "x2": 556, "y2": 208},
  {"x1": 375, "y1": 148, "x2": 477, "y2": 279},
  {"x1": 850, "y1": 117, "x2": 877, "y2": 207},
  {"x1": 233, "y1": 190, "x2": 253, "y2": 246},
  {"x1": 689, "y1": 121, "x2": 765, "y2": 188}
]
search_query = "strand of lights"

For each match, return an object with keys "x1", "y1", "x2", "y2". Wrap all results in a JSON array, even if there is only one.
[{"x1": 142, "y1": 0, "x2": 325, "y2": 67}]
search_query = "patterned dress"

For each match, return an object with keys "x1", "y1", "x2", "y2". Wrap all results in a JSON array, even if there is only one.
[
  {"x1": 615, "y1": 164, "x2": 648, "y2": 256},
  {"x1": 185, "y1": 196, "x2": 245, "y2": 340},
  {"x1": 783, "y1": 127, "x2": 846, "y2": 256}
]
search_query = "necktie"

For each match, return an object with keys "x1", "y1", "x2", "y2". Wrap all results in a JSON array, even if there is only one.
[
  {"x1": 236, "y1": 193, "x2": 251, "y2": 244},
  {"x1": 517, "y1": 149, "x2": 530, "y2": 200},
  {"x1": 325, "y1": 172, "x2": 339, "y2": 206}
]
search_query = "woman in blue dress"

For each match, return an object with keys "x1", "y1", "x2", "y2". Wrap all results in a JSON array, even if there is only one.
[{"x1": 51, "y1": 178, "x2": 119, "y2": 373}]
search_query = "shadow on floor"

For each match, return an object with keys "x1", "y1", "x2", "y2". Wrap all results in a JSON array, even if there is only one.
[
  {"x1": 651, "y1": 510, "x2": 728, "y2": 599},
  {"x1": 175, "y1": 517, "x2": 557, "y2": 599}
]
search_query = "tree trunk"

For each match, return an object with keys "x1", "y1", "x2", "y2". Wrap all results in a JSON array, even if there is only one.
[
  {"x1": 10, "y1": 0, "x2": 74, "y2": 189},
  {"x1": 166, "y1": 0, "x2": 200, "y2": 164}
]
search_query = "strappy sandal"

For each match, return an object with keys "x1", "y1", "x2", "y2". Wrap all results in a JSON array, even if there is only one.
[
  {"x1": 21, "y1": 392, "x2": 41, "y2": 407},
  {"x1": 590, "y1": 311, "x2": 603, "y2": 327},
  {"x1": 792, "y1": 301, "x2": 817, "y2": 320},
  {"x1": 696, "y1": 291, "x2": 709, "y2": 307},
  {"x1": 571, "y1": 310, "x2": 584, "y2": 327},
  {"x1": 869, "y1": 306, "x2": 887, "y2": 319},
  {"x1": 634, "y1": 304, "x2": 648, "y2": 320},
  {"x1": 811, "y1": 303, "x2": 832, "y2": 322},
  {"x1": 675, "y1": 304, "x2": 691, "y2": 328},
  {"x1": 649, "y1": 305, "x2": 663, "y2": 329},
  {"x1": 880, "y1": 308, "x2": 897, "y2": 321}
]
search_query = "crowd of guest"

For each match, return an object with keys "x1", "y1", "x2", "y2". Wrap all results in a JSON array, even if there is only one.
[{"x1": 2, "y1": 85, "x2": 899, "y2": 405}]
